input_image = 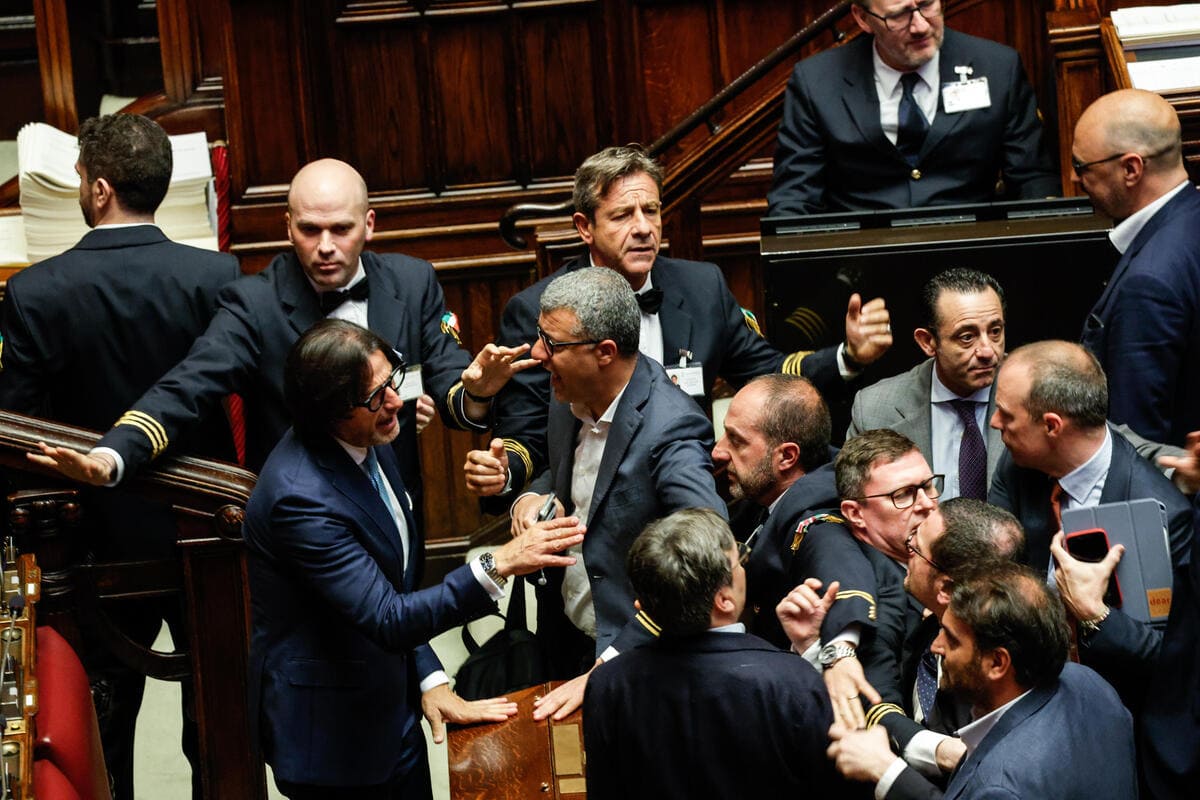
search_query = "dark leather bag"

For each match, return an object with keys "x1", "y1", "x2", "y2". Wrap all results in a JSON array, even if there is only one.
[{"x1": 454, "y1": 576, "x2": 548, "y2": 700}]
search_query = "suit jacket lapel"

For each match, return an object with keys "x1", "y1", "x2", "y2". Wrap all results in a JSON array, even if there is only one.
[
  {"x1": 1090, "y1": 190, "x2": 1189, "y2": 319},
  {"x1": 319, "y1": 442, "x2": 407, "y2": 582},
  {"x1": 892, "y1": 361, "x2": 935, "y2": 461},
  {"x1": 656, "y1": 262, "x2": 693, "y2": 361},
  {"x1": 1099, "y1": 425, "x2": 1132, "y2": 504},
  {"x1": 376, "y1": 446, "x2": 420, "y2": 589},
  {"x1": 276, "y1": 254, "x2": 325, "y2": 338},
  {"x1": 920, "y1": 32, "x2": 972, "y2": 159},
  {"x1": 944, "y1": 682, "x2": 1055, "y2": 800},
  {"x1": 985, "y1": 379, "x2": 1002, "y2": 482},
  {"x1": 548, "y1": 400, "x2": 582, "y2": 513},
  {"x1": 363, "y1": 252, "x2": 407, "y2": 348},
  {"x1": 843, "y1": 38, "x2": 896, "y2": 160},
  {"x1": 588, "y1": 358, "x2": 650, "y2": 522}
]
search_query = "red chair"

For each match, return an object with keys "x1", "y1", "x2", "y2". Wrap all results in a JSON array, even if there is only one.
[
  {"x1": 34, "y1": 626, "x2": 112, "y2": 800},
  {"x1": 34, "y1": 758, "x2": 84, "y2": 800}
]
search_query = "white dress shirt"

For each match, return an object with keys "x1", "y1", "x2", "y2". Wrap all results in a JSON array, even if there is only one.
[
  {"x1": 1109, "y1": 180, "x2": 1191, "y2": 254},
  {"x1": 874, "y1": 48, "x2": 940, "y2": 146}
]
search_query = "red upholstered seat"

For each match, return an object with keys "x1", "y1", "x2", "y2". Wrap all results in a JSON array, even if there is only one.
[
  {"x1": 34, "y1": 626, "x2": 112, "y2": 800},
  {"x1": 34, "y1": 757, "x2": 84, "y2": 800}
]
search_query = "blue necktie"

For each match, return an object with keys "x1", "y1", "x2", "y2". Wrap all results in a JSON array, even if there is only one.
[
  {"x1": 363, "y1": 448, "x2": 389, "y2": 502},
  {"x1": 916, "y1": 644, "x2": 939, "y2": 721},
  {"x1": 897, "y1": 72, "x2": 929, "y2": 166},
  {"x1": 950, "y1": 399, "x2": 987, "y2": 501}
]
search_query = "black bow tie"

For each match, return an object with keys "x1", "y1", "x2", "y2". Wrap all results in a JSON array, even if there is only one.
[
  {"x1": 636, "y1": 287, "x2": 664, "y2": 315},
  {"x1": 319, "y1": 279, "x2": 369, "y2": 315}
]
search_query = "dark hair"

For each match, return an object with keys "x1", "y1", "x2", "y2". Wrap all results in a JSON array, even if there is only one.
[
  {"x1": 77, "y1": 114, "x2": 173, "y2": 215},
  {"x1": 950, "y1": 562, "x2": 1069, "y2": 689},
  {"x1": 1009, "y1": 341, "x2": 1108, "y2": 429},
  {"x1": 931, "y1": 498, "x2": 1026, "y2": 580},
  {"x1": 284, "y1": 319, "x2": 399, "y2": 440},
  {"x1": 573, "y1": 145, "x2": 664, "y2": 221},
  {"x1": 920, "y1": 268, "x2": 1006, "y2": 333},
  {"x1": 627, "y1": 508, "x2": 735, "y2": 635},
  {"x1": 748, "y1": 373, "x2": 831, "y2": 472},
  {"x1": 835, "y1": 429, "x2": 920, "y2": 500}
]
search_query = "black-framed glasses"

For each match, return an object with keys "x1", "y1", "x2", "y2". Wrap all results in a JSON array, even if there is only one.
[
  {"x1": 905, "y1": 530, "x2": 943, "y2": 571},
  {"x1": 536, "y1": 325, "x2": 601, "y2": 355},
  {"x1": 855, "y1": 474, "x2": 944, "y2": 509},
  {"x1": 1071, "y1": 146, "x2": 1171, "y2": 178},
  {"x1": 859, "y1": 0, "x2": 942, "y2": 32},
  {"x1": 355, "y1": 361, "x2": 407, "y2": 412}
]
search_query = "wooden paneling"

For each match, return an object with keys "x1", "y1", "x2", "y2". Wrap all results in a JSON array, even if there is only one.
[{"x1": 0, "y1": 2, "x2": 41, "y2": 138}]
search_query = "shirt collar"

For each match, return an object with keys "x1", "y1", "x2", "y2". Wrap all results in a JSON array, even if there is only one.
[
  {"x1": 570, "y1": 381, "x2": 629, "y2": 429},
  {"x1": 1058, "y1": 426, "x2": 1112, "y2": 505},
  {"x1": 305, "y1": 258, "x2": 366, "y2": 296},
  {"x1": 334, "y1": 436, "x2": 368, "y2": 466},
  {"x1": 710, "y1": 622, "x2": 746, "y2": 634},
  {"x1": 1109, "y1": 180, "x2": 1190, "y2": 254},
  {"x1": 873, "y1": 46, "x2": 940, "y2": 97},
  {"x1": 930, "y1": 364, "x2": 991, "y2": 404},
  {"x1": 957, "y1": 688, "x2": 1030, "y2": 753},
  {"x1": 93, "y1": 222, "x2": 157, "y2": 230}
]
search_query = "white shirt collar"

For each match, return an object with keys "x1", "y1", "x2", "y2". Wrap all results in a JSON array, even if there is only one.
[
  {"x1": 1109, "y1": 180, "x2": 1191, "y2": 254},
  {"x1": 873, "y1": 47, "x2": 940, "y2": 98},
  {"x1": 1057, "y1": 426, "x2": 1112, "y2": 506},
  {"x1": 305, "y1": 258, "x2": 366, "y2": 296},
  {"x1": 710, "y1": 622, "x2": 746, "y2": 634},
  {"x1": 956, "y1": 688, "x2": 1031, "y2": 754},
  {"x1": 334, "y1": 437, "x2": 368, "y2": 466},
  {"x1": 570, "y1": 381, "x2": 629, "y2": 430},
  {"x1": 930, "y1": 363, "x2": 991, "y2": 404}
]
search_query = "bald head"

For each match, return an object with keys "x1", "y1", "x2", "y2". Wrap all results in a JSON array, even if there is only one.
[
  {"x1": 285, "y1": 159, "x2": 375, "y2": 291},
  {"x1": 1006, "y1": 340, "x2": 1108, "y2": 429}
]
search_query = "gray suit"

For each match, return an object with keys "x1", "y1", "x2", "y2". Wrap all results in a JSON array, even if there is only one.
[{"x1": 847, "y1": 359, "x2": 1002, "y2": 485}]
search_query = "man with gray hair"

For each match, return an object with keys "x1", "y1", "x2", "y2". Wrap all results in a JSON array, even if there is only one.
[
  {"x1": 1073, "y1": 89, "x2": 1200, "y2": 446},
  {"x1": 508, "y1": 266, "x2": 725, "y2": 721},
  {"x1": 584, "y1": 508, "x2": 843, "y2": 799},
  {"x1": 464, "y1": 144, "x2": 892, "y2": 502}
]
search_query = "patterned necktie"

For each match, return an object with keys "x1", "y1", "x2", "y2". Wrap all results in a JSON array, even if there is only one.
[
  {"x1": 916, "y1": 644, "x2": 939, "y2": 721},
  {"x1": 897, "y1": 72, "x2": 929, "y2": 166},
  {"x1": 950, "y1": 399, "x2": 987, "y2": 500}
]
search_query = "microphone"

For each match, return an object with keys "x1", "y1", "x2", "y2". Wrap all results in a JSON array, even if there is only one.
[{"x1": 535, "y1": 494, "x2": 559, "y2": 587}]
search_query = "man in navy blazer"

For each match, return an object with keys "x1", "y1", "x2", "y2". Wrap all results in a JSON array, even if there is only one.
[
  {"x1": 827, "y1": 562, "x2": 1137, "y2": 800},
  {"x1": 1073, "y1": 89, "x2": 1200, "y2": 446},
  {"x1": 767, "y1": 0, "x2": 1057, "y2": 216},
  {"x1": 0, "y1": 113, "x2": 239, "y2": 800},
  {"x1": 584, "y1": 508, "x2": 845, "y2": 799},
  {"x1": 988, "y1": 341, "x2": 1192, "y2": 711},
  {"x1": 507, "y1": 266, "x2": 726, "y2": 722},
  {"x1": 463, "y1": 145, "x2": 893, "y2": 502},
  {"x1": 244, "y1": 320, "x2": 583, "y2": 798}
]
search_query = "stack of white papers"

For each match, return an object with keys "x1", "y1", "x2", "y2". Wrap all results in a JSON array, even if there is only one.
[
  {"x1": 1112, "y1": 4, "x2": 1200, "y2": 46},
  {"x1": 16, "y1": 122, "x2": 218, "y2": 262}
]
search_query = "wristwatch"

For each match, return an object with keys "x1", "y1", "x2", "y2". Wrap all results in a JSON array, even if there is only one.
[
  {"x1": 818, "y1": 641, "x2": 858, "y2": 670},
  {"x1": 479, "y1": 552, "x2": 507, "y2": 588}
]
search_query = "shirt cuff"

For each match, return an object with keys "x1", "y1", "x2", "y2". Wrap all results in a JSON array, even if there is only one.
[
  {"x1": 469, "y1": 557, "x2": 507, "y2": 601},
  {"x1": 836, "y1": 342, "x2": 861, "y2": 381},
  {"x1": 798, "y1": 639, "x2": 821, "y2": 670},
  {"x1": 598, "y1": 646, "x2": 619, "y2": 663},
  {"x1": 829, "y1": 625, "x2": 861, "y2": 649},
  {"x1": 419, "y1": 670, "x2": 451, "y2": 693},
  {"x1": 903, "y1": 730, "x2": 948, "y2": 779},
  {"x1": 874, "y1": 758, "x2": 909, "y2": 800},
  {"x1": 90, "y1": 446, "x2": 125, "y2": 487},
  {"x1": 509, "y1": 491, "x2": 541, "y2": 520}
]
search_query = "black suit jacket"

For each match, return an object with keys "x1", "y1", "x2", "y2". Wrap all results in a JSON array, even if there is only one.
[
  {"x1": 492, "y1": 254, "x2": 843, "y2": 495},
  {"x1": 768, "y1": 29, "x2": 1057, "y2": 216},
  {"x1": 0, "y1": 225, "x2": 239, "y2": 557},
  {"x1": 94, "y1": 250, "x2": 483, "y2": 497}
]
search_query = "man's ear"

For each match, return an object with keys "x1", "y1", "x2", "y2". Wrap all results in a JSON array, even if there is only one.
[
  {"x1": 92, "y1": 177, "x2": 115, "y2": 211},
  {"x1": 934, "y1": 575, "x2": 954, "y2": 608},
  {"x1": 841, "y1": 499, "x2": 865, "y2": 530},
  {"x1": 776, "y1": 442, "x2": 801, "y2": 474},
  {"x1": 849, "y1": 2, "x2": 874, "y2": 35},
  {"x1": 1042, "y1": 412, "x2": 1064, "y2": 438},
  {"x1": 594, "y1": 339, "x2": 619, "y2": 365},
  {"x1": 572, "y1": 211, "x2": 594, "y2": 245},
  {"x1": 363, "y1": 208, "x2": 376, "y2": 242},
  {"x1": 982, "y1": 646, "x2": 1012, "y2": 682},
  {"x1": 712, "y1": 584, "x2": 736, "y2": 617},
  {"x1": 914, "y1": 328, "x2": 938, "y2": 358}
]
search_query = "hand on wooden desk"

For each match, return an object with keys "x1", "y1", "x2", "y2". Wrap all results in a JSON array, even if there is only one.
[
  {"x1": 422, "y1": 683, "x2": 518, "y2": 744},
  {"x1": 532, "y1": 660, "x2": 599, "y2": 721},
  {"x1": 27, "y1": 441, "x2": 115, "y2": 486}
]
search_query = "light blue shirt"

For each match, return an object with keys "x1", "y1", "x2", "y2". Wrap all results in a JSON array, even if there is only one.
[{"x1": 929, "y1": 368, "x2": 991, "y2": 502}]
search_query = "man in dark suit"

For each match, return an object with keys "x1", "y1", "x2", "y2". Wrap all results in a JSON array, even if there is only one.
[
  {"x1": 244, "y1": 319, "x2": 583, "y2": 799},
  {"x1": 1073, "y1": 89, "x2": 1200, "y2": 446},
  {"x1": 827, "y1": 562, "x2": 1137, "y2": 800},
  {"x1": 506, "y1": 266, "x2": 726, "y2": 721},
  {"x1": 584, "y1": 508, "x2": 844, "y2": 800},
  {"x1": 463, "y1": 145, "x2": 893, "y2": 501},
  {"x1": 31, "y1": 159, "x2": 528, "y2": 511},
  {"x1": 849, "y1": 269, "x2": 1005, "y2": 501},
  {"x1": 0, "y1": 113, "x2": 240, "y2": 799},
  {"x1": 988, "y1": 340, "x2": 1192, "y2": 709},
  {"x1": 767, "y1": 0, "x2": 1057, "y2": 216}
]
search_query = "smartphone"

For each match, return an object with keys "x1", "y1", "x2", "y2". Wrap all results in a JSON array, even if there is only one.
[{"x1": 1064, "y1": 528, "x2": 1122, "y2": 608}]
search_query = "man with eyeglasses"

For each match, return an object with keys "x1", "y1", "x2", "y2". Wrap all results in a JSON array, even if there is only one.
[
  {"x1": 989, "y1": 340, "x2": 1192, "y2": 713},
  {"x1": 506, "y1": 266, "x2": 725, "y2": 723},
  {"x1": 244, "y1": 319, "x2": 585, "y2": 799},
  {"x1": 1072, "y1": 89, "x2": 1200, "y2": 447},
  {"x1": 767, "y1": 0, "x2": 1057, "y2": 216},
  {"x1": 583, "y1": 508, "x2": 846, "y2": 800}
]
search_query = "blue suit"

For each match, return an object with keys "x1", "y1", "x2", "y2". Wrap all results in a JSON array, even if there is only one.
[
  {"x1": 244, "y1": 430, "x2": 495, "y2": 788},
  {"x1": 768, "y1": 29, "x2": 1057, "y2": 216},
  {"x1": 530, "y1": 356, "x2": 725, "y2": 659},
  {"x1": 886, "y1": 663, "x2": 1137, "y2": 800},
  {"x1": 1081, "y1": 185, "x2": 1200, "y2": 446},
  {"x1": 492, "y1": 254, "x2": 842, "y2": 496}
]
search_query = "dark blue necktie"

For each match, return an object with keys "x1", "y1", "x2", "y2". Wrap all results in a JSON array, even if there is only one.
[
  {"x1": 950, "y1": 399, "x2": 987, "y2": 501},
  {"x1": 897, "y1": 72, "x2": 929, "y2": 166},
  {"x1": 916, "y1": 644, "x2": 939, "y2": 721}
]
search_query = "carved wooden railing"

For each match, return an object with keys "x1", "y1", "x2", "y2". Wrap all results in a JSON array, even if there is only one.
[
  {"x1": 0, "y1": 411, "x2": 265, "y2": 799},
  {"x1": 497, "y1": 0, "x2": 856, "y2": 265}
]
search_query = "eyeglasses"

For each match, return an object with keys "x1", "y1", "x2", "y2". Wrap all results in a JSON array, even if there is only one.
[
  {"x1": 855, "y1": 474, "x2": 944, "y2": 509},
  {"x1": 536, "y1": 325, "x2": 601, "y2": 355},
  {"x1": 1071, "y1": 146, "x2": 1171, "y2": 178},
  {"x1": 355, "y1": 361, "x2": 407, "y2": 412},
  {"x1": 736, "y1": 540, "x2": 752, "y2": 566},
  {"x1": 859, "y1": 0, "x2": 943, "y2": 32},
  {"x1": 905, "y1": 530, "x2": 943, "y2": 571}
]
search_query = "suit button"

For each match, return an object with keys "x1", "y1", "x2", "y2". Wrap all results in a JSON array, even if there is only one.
[{"x1": 910, "y1": 168, "x2": 922, "y2": 180}]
